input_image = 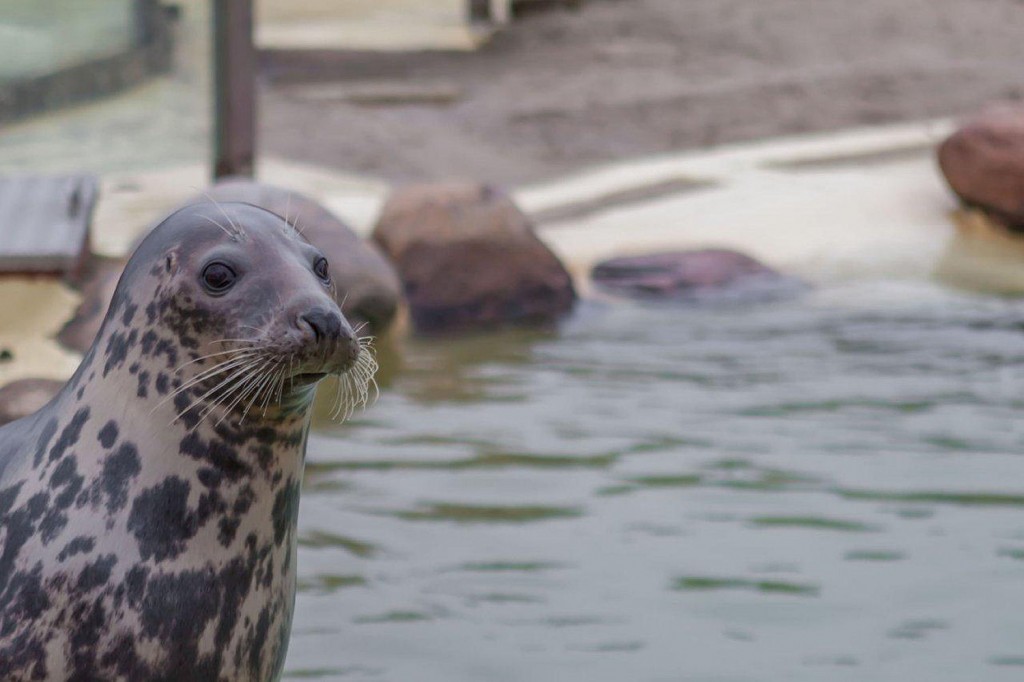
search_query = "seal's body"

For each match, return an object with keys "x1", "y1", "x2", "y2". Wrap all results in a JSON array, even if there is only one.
[{"x1": 0, "y1": 204, "x2": 371, "y2": 681}]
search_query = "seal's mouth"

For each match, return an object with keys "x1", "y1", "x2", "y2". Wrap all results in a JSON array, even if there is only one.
[
  {"x1": 168, "y1": 334, "x2": 378, "y2": 428},
  {"x1": 291, "y1": 372, "x2": 327, "y2": 386}
]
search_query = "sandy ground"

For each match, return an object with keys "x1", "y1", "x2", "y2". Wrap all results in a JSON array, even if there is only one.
[{"x1": 261, "y1": 0, "x2": 1024, "y2": 186}]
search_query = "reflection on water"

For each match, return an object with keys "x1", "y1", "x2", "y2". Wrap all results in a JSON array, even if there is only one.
[{"x1": 290, "y1": 281, "x2": 1024, "y2": 681}]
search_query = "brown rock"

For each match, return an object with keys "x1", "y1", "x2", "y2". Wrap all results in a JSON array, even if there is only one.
[
  {"x1": 372, "y1": 183, "x2": 576, "y2": 333},
  {"x1": 201, "y1": 180, "x2": 403, "y2": 335},
  {"x1": 938, "y1": 104, "x2": 1024, "y2": 230},
  {"x1": 57, "y1": 256, "x2": 125, "y2": 354},
  {"x1": 591, "y1": 249, "x2": 806, "y2": 303},
  {"x1": 0, "y1": 378, "x2": 64, "y2": 426}
]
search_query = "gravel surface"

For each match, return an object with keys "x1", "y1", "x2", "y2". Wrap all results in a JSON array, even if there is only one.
[{"x1": 261, "y1": 0, "x2": 1024, "y2": 186}]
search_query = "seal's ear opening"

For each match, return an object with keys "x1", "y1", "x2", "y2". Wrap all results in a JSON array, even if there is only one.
[{"x1": 164, "y1": 251, "x2": 178, "y2": 274}]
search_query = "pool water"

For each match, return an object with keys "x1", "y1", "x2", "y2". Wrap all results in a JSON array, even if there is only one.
[{"x1": 287, "y1": 279, "x2": 1024, "y2": 682}]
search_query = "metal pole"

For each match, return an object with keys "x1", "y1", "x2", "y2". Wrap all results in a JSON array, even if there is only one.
[
  {"x1": 213, "y1": 0, "x2": 256, "y2": 179},
  {"x1": 132, "y1": 0, "x2": 153, "y2": 46},
  {"x1": 467, "y1": 0, "x2": 491, "y2": 23}
]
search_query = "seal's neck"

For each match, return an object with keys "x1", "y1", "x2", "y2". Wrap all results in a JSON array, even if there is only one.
[{"x1": 62, "y1": 329, "x2": 315, "y2": 557}]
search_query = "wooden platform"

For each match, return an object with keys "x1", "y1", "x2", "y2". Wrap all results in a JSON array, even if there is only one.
[{"x1": 0, "y1": 175, "x2": 98, "y2": 275}]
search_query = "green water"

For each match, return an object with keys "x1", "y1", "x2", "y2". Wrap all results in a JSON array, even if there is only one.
[{"x1": 290, "y1": 279, "x2": 1024, "y2": 681}]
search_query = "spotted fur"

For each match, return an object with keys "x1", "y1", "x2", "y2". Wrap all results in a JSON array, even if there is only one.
[{"x1": 0, "y1": 204, "x2": 361, "y2": 681}]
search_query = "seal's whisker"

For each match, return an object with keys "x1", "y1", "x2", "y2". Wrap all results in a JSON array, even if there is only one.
[
  {"x1": 199, "y1": 214, "x2": 235, "y2": 239},
  {"x1": 331, "y1": 373, "x2": 344, "y2": 419},
  {"x1": 330, "y1": 373, "x2": 356, "y2": 421},
  {"x1": 329, "y1": 338, "x2": 379, "y2": 421},
  {"x1": 173, "y1": 346, "x2": 259, "y2": 372},
  {"x1": 236, "y1": 358, "x2": 282, "y2": 421},
  {"x1": 203, "y1": 192, "x2": 244, "y2": 238},
  {"x1": 166, "y1": 348, "x2": 260, "y2": 386},
  {"x1": 209, "y1": 338, "x2": 262, "y2": 346},
  {"x1": 203, "y1": 358, "x2": 271, "y2": 428},
  {"x1": 218, "y1": 360, "x2": 269, "y2": 426},
  {"x1": 241, "y1": 360, "x2": 283, "y2": 423},
  {"x1": 169, "y1": 339, "x2": 268, "y2": 382},
  {"x1": 177, "y1": 357, "x2": 267, "y2": 426},
  {"x1": 277, "y1": 358, "x2": 292, "y2": 405},
  {"x1": 233, "y1": 368, "x2": 272, "y2": 425},
  {"x1": 179, "y1": 359, "x2": 265, "y2": 425},
  {"x1": 292, "y1": 203, "x2": 307, "y2": 238},
  {"x1": 156, "y1": 354, "x2": 259, "y2": 411},
  {"x1": 259, "y1": 363, "x2": 289, "y2": 417}
]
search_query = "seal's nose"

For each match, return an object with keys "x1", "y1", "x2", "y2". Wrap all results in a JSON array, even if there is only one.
[{"x1": 299, "y1": 308, "x2": 346, "y2": 344}]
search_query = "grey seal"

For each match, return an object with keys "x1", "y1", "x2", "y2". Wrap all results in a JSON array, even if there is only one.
[{"x1": 0, "y1": 202, "x2": 376, "y2": 681}]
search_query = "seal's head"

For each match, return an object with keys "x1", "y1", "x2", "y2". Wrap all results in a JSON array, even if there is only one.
[{"x1": 101, "y1": 201, "x2": 376, "y2": 426}]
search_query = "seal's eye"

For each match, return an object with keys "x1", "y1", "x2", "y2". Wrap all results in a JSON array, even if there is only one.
[
  {"x1": 314, "y1": 257, "x2": 330, "y2": 282},
  {"x1": 202, "y1": 262, "x2": 236, "y2": 293}
]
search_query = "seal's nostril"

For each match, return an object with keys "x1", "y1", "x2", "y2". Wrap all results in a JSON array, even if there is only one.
[{"x1": 300, "y1": 309, "x2": 343, "y2": 343}]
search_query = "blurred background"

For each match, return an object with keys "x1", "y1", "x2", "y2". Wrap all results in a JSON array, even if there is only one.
[
  {"x1": 2, "y1": 0, "x2": 1023, "y2": 180},
  {"x1": 3, "y1": 1, "x2": 1024, "y2": 681}
]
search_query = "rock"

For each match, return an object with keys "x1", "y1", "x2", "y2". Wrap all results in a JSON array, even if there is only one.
[
  {"x1": 371, "y1": 183, "x2": 576, "y2": 333},
  {"x1": 57, "y1": 256, "x2": 125, "y2": 354},
  {"x1": 938, "y1": 104, "x2": 1024, "y2": 230},
  {"x1": 0, "y1": 378, "x2": 64, "y2": 426},
  {"x1": 201, "y1": 180, "x2": 403, "y2": 336},
  {"x1": 591, "y1": 249, "x2": 805, "y2": 303}
]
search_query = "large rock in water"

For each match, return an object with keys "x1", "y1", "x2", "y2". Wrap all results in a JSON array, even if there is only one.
[
  {"x1": 203, "y1": 180, "x2": 403, "y2": 335},
  {"x1": 938, "y1": 104, "x2": 1024, "y2": 230},
  {"x1": 591, "y1": 249, "x2": 805, "y2": 303},
  {"x1": 371, "y1": 183, "x2": 576, "y2": 333},
  {"x1": 0, "y1": 378, "x2": 64, "y2": 426}
]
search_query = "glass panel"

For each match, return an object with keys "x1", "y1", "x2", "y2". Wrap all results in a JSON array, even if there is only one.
[
  {"x1": 0, "y1": 0, "x2": 134, "y2": 81},
  {"x1": 0, "y1": 0, "x2": 211, "y2": 176}
]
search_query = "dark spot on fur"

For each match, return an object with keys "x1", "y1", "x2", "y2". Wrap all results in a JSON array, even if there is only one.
[
  {"x1": 104, "y1": 329, "x2": 138, "y2": 377},
  {"x1": 153, "y1": 338, "x2": 178, "y2": 369},
  {"x1": 252, "y1": 445, "x2": 273, "y2": 470},
  {"x1": 172, "y1": 393, "x2": 200, "y2": 430},
  {"x1": 122, "y1": 302, "x2": 138, "y2": 326},
  {"x1": 137, "y1": 569, "x2": 223, "y2": 678},
  {"x1": 101, "y1": 443, "x2": 141, "y2": 514},
  {"x1": 38, "y1": 508, "x2": 67, "y2": 545},
  {"x1": 271, "y1": 480, "x2": 300, "y2": 546},
  {"x1": 50, "y1": 457, "x2": 84, "y2": 510},
  {"x1": 218, "y1": 517, "x2": 240, "y2": 547},
  {"x1": 48, "y1": 408, "x2": 89, "y2": 462},
  {"x1": 197, "y1": 467, "x2": 222, "y2": 489},
  {"x1": 57, "y1": 536, "x2": 96, "y2": 562},
  {"x1": 137, "y1": 370, "x2": 150, "y2": 398},
  {"x1": 127, "y1": 477, "x2": 198, "y2": 563},
  {"x1": 140, "y1": 330, "x2": 158, "y2": 355},
  {"x1": 25, "y1": 492, "x2": 48, "y2": 520},
  {"x1": 76, "y1": 554, "x2": 116, "y2": 592},
  {"x1": 233, "y1": 486, "x2": 254, "y2": 516},
  {"x1": 97, "y1": 421, "x2": 118, "y2": 449},
  {"x1": 179, "y1": 433, "x2": 251, "y2": 481},
  {"x1": 125, "y1": 565, "x2": 149, "y2": 607},
  {"x1": 248, "y1": 605, "x2": 272, "y2": 676}
]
